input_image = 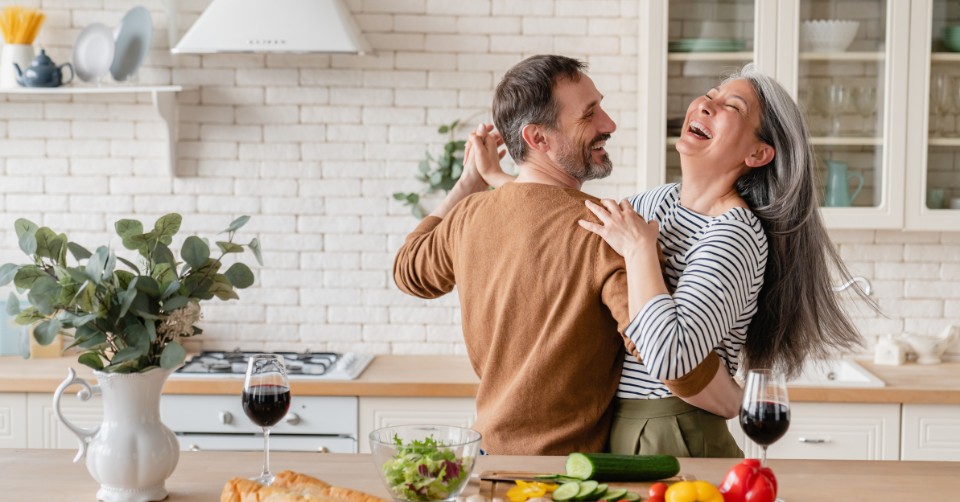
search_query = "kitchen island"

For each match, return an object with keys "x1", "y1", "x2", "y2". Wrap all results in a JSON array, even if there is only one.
[{"x1": 2, "y1": 448, "x2": 955, "y2": 500}]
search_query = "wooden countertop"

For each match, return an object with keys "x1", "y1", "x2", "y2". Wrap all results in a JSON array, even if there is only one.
[
  {"x1": 3, "y1": 355, "x2": 959, "y2": 404},
  {"x1": 2, "y1": 449, "x2": 956, "y2": 501}
]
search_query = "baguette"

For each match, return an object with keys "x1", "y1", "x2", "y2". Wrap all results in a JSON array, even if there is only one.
[{"x1": 221, "y1": 470, "x2": 386, "y2": 502}]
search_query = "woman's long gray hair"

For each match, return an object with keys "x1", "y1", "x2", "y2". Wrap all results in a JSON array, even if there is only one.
[{"x1": 725, "y1": 64, "x2": 873, "y2": 378}]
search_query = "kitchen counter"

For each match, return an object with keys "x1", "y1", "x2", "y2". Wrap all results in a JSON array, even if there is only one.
[
  {"x1": 2, "y1": 449, "x2": 955, "y2": 500},
  {"x1": 2, "y1": 355, "x2": 959, "y2": 403}
]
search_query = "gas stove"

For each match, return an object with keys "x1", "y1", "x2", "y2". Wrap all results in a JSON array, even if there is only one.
[{"x1": 171, "y1": 349, "x2": 374, "y2": 380}]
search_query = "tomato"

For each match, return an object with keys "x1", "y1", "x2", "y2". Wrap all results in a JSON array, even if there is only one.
[{"x1": 649, "y1": 482, "x2": 669, "y2": 498}]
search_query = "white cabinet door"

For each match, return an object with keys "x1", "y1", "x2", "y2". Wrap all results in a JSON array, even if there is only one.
[
  {"x1": 729, "y1": 402, "x2": 900, "y2": 460},
  {"x1": 902, "y1": 404, "x2": 960, "y2": 461},
  {"x1": 358, "y1": 397, "x2": 476, "y2": 453},
  {"x1": 0, "y1": 393, "x2": 27, "y2": 448},
  {"x1": 26, "y1": 392, "x2": 103, "y2": 449}
]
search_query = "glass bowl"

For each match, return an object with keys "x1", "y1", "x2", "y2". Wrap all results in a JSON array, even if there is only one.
[
  {"x1": 800, "y1": 20, "x2": 860, "y2": 52},
  {"x1": 369, "y1": 424, "x2": 481, "y2": 502}
]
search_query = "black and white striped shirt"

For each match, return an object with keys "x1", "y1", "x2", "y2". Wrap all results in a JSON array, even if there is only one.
[{"x1": 618, "y1": 184, "x2": 768, "y2": 399}]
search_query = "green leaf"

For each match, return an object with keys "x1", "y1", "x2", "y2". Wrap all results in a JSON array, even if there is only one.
[
  {"x1": 13, "y1": 266, "x2": 46, "y2": 290},
  {"x1": 160, "y1": 342, "x2": 187, "y2": 369},
  {"x1": 451, "y1": 160, "x2": 463, "y2": 180},
  {"x1": 115, "y1": 219, "x2": 144, "y2": 239},
  {"x1": 405, "y1": 193, "x2": 420, "y2": 204},
  {"x1": 14, "y1": 218, "x2": 38, "y2": 240},
  {"x1": 438, "y1": 125, "x2": 450, "y2": 134},
  {"x1": 223, "y1": 215, "x2": 250, "y2": 233},
  {"x1": 14, "y1": 307, "x2": 43, "y2": 325},
  {"x1": 210, "y1": 275, "x2": 240, "y2": 301},
  {"x1": 67, "y1": 242, "x2": 92, "y2": 261},
  {"x1": 162, "y1": 295, "x2": 189, "y2": 312},
  {"x1": 161, "y1": 279, "x2": 181, "y2": 300},
  {"x1": 392, "y1": 192, "x2": 407, "y2": 201},
  {"x1": 134, "y1": 277, "x2": 161, "y2": 298},
  {"x1": 248, "y1": 238, "x2": 263, "y2": 266},
  {"x1": 153, "y1": 214, "x2": 183, "y2": 245},
  {"x1": 116, "y1": 256, "x2": 140, "y2": 273},
  {"x1": 58, "y1": 311, "x2": 97, "y2": 327},
  {"x1": 152, "y1": 242, "x2": 176, "y2": 267},
  {"x1": 78, "y1": 352, "x2": 104, "y2": 371},
  {"x1": 152, "y1": 263, "x2": 177, "y2": 287},
  {"x1": 429, "y1": 171, "x2": 443, "y2": 185},
  {"x1": 85, "y1": 246, "x2": 110, "y2": 284},
  {"x1": 5, "y1": 292, "x2": 20, "y2": 315},
  {"x1": 123, "y1": 322, "x2": 151, "y2": 349},
  {"x1": 224, "y1": 263, "x2": 255, "y2": 289},
  {"x1": 118, "y1": 278, "x2": 139, "y2": 319},
  {"x1": 33, "y1": 319, "x2": 62, "y2": 345},
  {"x1": 28, "y1": 277, "x2": 60, "y2": 315},
  {"x1": 34, "y1": 228, "x2": 61, "y2": 260},
  {"x1": 110, "y1": 346, "x2": 143, "y2": 365},
  {"x1": 412, "y1": 205, "x2": 425, "y2": 219},
  {"x1": 19, "y1": 230, "x2": 37, "y2": 256},
  {"x1": 0, "y1": 263, "x2": 18, "y2": 286},
  {"x1": 216, "y1": 241, "x2": 244, "y2": 254},
  {"x1": 181, "y1": 236, "x2": 210, "y2": 269},
  {"x1": 114, "y1": 270, "x2": 136, "y2": 290},
  {"x1": 418, "y1": 160, "x2": 430, "y2": 174}
]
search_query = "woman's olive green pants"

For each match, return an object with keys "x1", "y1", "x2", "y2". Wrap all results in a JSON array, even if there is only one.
[{"x1": 608, "y1": 397, "x2": 744, "y2": 458}]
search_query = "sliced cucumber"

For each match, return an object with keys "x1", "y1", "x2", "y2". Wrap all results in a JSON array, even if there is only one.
[
  {"x1": 620, "y1": 492, "x2": 641, "y2": 502},
  {"x1": 556, "y1": 475, "x2": 587, "y2": 483},
  {"x1": 574, "y1": 480, "x2": 599, "y2": 500},
  {"x1": 591, "y1": 484, "x2": 609, "y2": 500},
  {"x1": 599, "y1": 488, "x2": 627, "y2": 501},
  {"x1": 552, "y1": 482, "x2": 582, "y2": 502}
]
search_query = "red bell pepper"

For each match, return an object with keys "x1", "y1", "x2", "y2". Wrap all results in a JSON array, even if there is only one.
[{"x1": 718, "y1": 458, "x2": 778, "y2": 502}]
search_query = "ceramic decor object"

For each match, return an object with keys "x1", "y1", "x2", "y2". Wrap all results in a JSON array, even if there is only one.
[
  {"x1": 0, "y1": 44, "x2": 34, "y2": 88},
  {"x1": 110, "y1": 6, "x2": 152, "y2": 82},
  {"x1": 73, "y1": 22, "x2": 115, "y2": 84},
  {"x1": 824, "y1": 160, "x2": 864, "y2": 207},
  {"x1": 13, "y1": 48, "x2": 73, "y2": 87}
]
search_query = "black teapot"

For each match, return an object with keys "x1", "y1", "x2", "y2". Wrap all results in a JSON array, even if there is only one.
[{"x1": 14, "y1": 49, "x2": 74, "y2": 88}]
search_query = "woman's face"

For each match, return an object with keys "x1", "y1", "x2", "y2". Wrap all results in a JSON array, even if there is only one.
[{"x1": 676, "y1": 78, "x2": 770, "y2": 170}]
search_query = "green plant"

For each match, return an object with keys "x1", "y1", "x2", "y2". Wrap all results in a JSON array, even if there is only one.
[
  {"x1": 0, "y1": 214, "x2": 262, "y2": 374},
  {"x1": 393, "y1": 118, "x2": 470, "y2": 218}
]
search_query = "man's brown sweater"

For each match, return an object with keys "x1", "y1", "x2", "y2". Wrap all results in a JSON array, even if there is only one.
[{"x1": 394, "y1": 183, "x2": 714, "y2": 455}]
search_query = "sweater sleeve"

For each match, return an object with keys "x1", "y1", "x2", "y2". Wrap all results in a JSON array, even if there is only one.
[
  {"x1": 392, "y1": 216, "x2": 457, "y2": 299},
  {"x1": 624, "y1": 218, "x2": 766, "y2": 381}
]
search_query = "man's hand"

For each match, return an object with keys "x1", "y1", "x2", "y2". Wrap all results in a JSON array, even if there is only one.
[
  {"x1": 428, "y1": 123, "x2": 503, "y2": 218},
  {"x1": 469, "y1": 123, "x2": 514, "y2": 188}
]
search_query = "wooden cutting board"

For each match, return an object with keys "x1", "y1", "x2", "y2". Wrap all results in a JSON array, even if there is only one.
[{"x1": 477, "y1": 471, "x2": 697, "y2": 500}]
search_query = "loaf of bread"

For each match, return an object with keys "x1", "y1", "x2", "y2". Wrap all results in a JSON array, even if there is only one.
[{"x1": 220, "y1": 470, "x2": 386, "y2": 502}]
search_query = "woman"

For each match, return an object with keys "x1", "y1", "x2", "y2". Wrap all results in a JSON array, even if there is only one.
[{"x1": 471, "y1": 63, "x2": 871, "y2": 457}]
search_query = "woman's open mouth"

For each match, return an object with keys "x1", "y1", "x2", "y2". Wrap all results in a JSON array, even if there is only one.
[{"x1": 687, "y1": 120, "x2": 713, "y2": 140}]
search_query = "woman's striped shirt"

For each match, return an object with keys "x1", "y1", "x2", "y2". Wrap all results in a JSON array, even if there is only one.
[{"x1": 618, "y1": 183, "x2": 768, "y2": 399}]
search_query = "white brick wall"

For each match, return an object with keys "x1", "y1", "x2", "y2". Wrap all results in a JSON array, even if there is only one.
[{"x1": 0, "y1": 0, "x2": 957, "y2": 360}]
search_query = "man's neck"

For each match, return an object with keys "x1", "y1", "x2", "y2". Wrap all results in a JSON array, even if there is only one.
[{"x1": 515, "y1": 158, "x2": 581, "y2": 189}]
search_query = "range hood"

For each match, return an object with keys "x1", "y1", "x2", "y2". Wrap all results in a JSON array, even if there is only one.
[{"x1": 171, "y1": 0, "x2": 371, "y2": 54}]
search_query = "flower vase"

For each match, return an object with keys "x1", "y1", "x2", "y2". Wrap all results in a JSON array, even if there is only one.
[{"x1": 53, "y1": 366, "x2": 180, "y2": 502}]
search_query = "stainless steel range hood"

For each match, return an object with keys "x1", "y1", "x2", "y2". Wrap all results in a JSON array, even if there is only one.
[{"x1": 171, "y1": 0, "x2": 371, "y2": 54}]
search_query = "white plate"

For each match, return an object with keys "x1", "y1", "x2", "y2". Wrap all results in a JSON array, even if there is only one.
[
  {"x1": 73, "y1": 23, "x2": 115, "y2": 83},
  {"x1": 110, "y1": 6, "x2": 153, "y2": 82}
]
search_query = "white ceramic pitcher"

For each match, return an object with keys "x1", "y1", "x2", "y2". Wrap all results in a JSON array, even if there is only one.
[{"x1": 53, "y1": 367, "x2": 180, "y2": 502}]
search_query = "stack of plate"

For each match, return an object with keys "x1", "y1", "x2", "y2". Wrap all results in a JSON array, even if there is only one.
[
  {"x1": 668, "y1": 38, "x2": 746, "y2": 53},
  {"x1": 943, "y1": 26, "x2": 960, "y2": 52},
  {"x1": 72, "y1": 6, "x2": 152, "y2": 84}
]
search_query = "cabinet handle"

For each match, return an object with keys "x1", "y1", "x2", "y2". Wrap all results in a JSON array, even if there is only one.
[
  {"x1": 798, "y1": 437, "x2": 830, "y2": 444},
  {"x1": 189, "y1": 444, "x2": 201, "y2": 451},
  {"x1": 219, "y1": 411, "x2": 233, "y2": 425},
  {"x1": 317, "y1": 446, "x2": 330, "y2": 453},
  {"x1": 285, "y1": 412, "x2": 301, "y2": 425}
]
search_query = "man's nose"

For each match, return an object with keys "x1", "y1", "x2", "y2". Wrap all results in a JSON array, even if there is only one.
[{"x1": 599, "y1": 109, "x2": 617, "y2": 133}]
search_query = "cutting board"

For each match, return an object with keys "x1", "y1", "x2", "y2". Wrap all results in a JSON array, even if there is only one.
[{"x1": 477, "y1": 471, "x2": 697, "y2": 500}]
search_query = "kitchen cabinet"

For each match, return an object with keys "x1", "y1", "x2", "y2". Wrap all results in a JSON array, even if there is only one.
[
  {"x1": 730, "y1": 402, "x2": 901, "y2": 460},
  {"x1": 0, "y1": 85, "x2": 182, "y2": 175},
  {"x1": 357, "y1": 397, "x2": 476, "y2": 453},
  {"x1": 638, "y1": 0, "x2": 960, "y2": 230},
  {"x1": 0, "y1": 393, "x2": 26, "y2": 448},
  {"x1": 901, "y1": 403, "x2": 960, "y2": 460},
  {"x1": 26, "y1": 392, "x2": 102, "y2": 448}
]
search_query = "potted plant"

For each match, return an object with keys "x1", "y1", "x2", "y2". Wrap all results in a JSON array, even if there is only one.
[
  {"x1": 0, "y1": 213, "x2": 261, "y2": 502},
  {"x1": 393, "y1": 118, "x2": 471, "y2": 218}
]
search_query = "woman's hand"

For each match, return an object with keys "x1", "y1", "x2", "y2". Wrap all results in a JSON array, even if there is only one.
[
  {"x1": 579, "y1": 199, "x2": 659, "y2": 260},
  {"x1": 468, "y1": 123, "x2": 514, "y2": 188}
]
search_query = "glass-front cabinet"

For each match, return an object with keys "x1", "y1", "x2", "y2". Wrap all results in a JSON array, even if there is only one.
[{"x1": 638, "y1": 0, "x2": 959, "y2": 230}]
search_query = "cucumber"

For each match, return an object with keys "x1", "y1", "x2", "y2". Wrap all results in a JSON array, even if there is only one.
[
  {"x1": 599, "y1": 488, "x2": 628, "y2": 501},
  {"x1": 621, "y1": 492, "x2": 641, "y2": 502},
  {"x1": 565, "y1": 453, "x2": 680, "y2": 482},
  {"x1": 592, "y1": 484, "x2": 609, "y2": 499},
  {"x1": 574, "y1": 480, "x2": 599, "y2": 500},
  {"x1": 552, "y1": 482, "x2": 581, "y2": 502},
  {"x1": 534, "y1": 474, "x2": 561, "y2": 481}
]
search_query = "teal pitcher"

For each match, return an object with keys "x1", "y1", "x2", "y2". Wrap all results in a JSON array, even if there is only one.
[{"x1": 824, "y1": 160, "x2": 863, "y2": 207}]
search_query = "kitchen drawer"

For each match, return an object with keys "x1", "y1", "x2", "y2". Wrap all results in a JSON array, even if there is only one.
[
  {"x1": 0, "y1": 393, "x2": 26, "y2": 448},
  {"x1": 902, "y1": 404, "x2": 960, "y2": 461},
  {"x1": 175, "y1": 433, "x2": 356, "y2": 453},
  {"x1": 730, "y1": 402, "x2": 900, "y2": 460},
  {"x1": 358, "y1": 397, "x2": 476, "y2": 453},
  {"x1": 161, "y1": 395, "x2": 358, "y2": 435}
]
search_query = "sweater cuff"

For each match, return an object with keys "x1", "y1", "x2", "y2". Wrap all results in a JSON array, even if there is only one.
[{"x1": 663, "y1": 351, "x2": 721, "y2": 398}]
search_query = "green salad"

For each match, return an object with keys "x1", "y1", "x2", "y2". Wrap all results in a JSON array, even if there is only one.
[{"x1": 381, "y1": 434, "x2": 471, "y2": 501}]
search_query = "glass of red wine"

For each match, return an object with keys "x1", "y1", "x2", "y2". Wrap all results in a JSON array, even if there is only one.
[
  {"x1": 740, "y1": 369, "x2": 790, "y2": 467},
  {"x1": 242, "y1": 354, "x2": 291, "y2": 485}
]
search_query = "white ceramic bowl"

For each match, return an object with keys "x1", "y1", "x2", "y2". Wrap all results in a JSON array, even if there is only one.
[
  {"x1": 800, "y1": 20, "x2": 860, "y2": 52},
  {"x1": 370, "y1": 424, "x2": 481, "y2": 502}
]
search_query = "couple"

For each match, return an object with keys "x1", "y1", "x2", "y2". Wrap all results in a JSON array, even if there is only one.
[{"x1": 394, "y1": 55, "x2": 864, "y2": 456}]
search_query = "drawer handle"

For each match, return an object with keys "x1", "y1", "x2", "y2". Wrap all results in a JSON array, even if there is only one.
[
  {"x1": 285, "y1": 412, "x2": 301, "y2": 425},
  {"x1": 189, "y1": 444, "x2": 202, "y2": 452},
  {"x1": 317, "y1": 446, "x2": 330, "y2": 453},
  {"x1": 219, "y1": 411, "x2": 234, "y2": 425},
  {"x1": 798, "y1": 437, "x2": 830, "y2": 444}
]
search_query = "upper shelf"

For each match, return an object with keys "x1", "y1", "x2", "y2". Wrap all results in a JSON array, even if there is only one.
[{"x1": 0, "y1": 85, "x2": 183, "y2": 175}]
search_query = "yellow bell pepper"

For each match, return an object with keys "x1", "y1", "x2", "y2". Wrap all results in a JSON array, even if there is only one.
[
  {"x1": 506, "y1": 480, "x2": 556, "y2": 502},
  {"x1": 664, "y1": 480, "x2": 725, "y2": 502}
]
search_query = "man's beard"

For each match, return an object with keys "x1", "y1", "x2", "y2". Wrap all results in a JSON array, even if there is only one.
[{"x1": 555, "y1": 133, "x2": 613, "y2": 182}]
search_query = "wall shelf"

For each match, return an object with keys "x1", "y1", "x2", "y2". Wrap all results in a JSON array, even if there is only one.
[{"x1": 0, "y1": 85, "x2": 183, "y2": 175}]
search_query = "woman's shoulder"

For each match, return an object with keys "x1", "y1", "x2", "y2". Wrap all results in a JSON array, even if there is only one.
[
  {"x1": 629, "y1": 183, "x2": 680, "y2": 211},
  {"x1": 703, "y1": 207, "x2": 768, "y2": 248}
]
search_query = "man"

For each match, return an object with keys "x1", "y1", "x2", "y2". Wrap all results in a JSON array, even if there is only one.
[{"x1": 393, "y1": 55, "x2": 725, "y2": 455}]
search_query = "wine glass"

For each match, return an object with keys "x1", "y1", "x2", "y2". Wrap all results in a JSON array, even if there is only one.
[
  {"x1": 242, "y1": 354, "x2": 291, "y2": 485},
  {"x1": 931, "y1": 74, "x2": 953, "y2": 137},
  {"x1": 818, "y1": 84, "x2": 850, "y2": 137},
  {"x1": 740, "y1": 369, "x2": 790, "y2": 467},
  {"x1": 852, "y1": 85, "x2": 877, "y2": 136}
]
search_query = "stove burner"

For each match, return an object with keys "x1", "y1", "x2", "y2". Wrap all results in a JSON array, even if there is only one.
[{"x1": 176, "y1": 349, "x2": 344, "y2": 376}]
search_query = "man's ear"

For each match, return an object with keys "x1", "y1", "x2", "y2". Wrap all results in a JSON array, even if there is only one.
[
  {"x1": 745, "y1": 143, "x2": 775, "y2": 168},
  {"x1": 521, "y1": 124, "x2": 550, "y2": 153}
]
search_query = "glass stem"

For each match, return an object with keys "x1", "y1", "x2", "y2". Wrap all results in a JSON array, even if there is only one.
[
  {"x1": 761, "y1": 445, "x2": 768, "y2": 467},
  {"x1": 261, "y1": 427, "x2": 271, "y2": 479}
]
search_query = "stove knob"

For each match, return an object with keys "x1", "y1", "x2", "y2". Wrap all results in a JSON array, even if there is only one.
[
  {"x1": 285, "y1": 412, "x2": 301, "y2": 425},
  {"x1": 219, "y1": 411, "x2": 234, "y2": 425}
]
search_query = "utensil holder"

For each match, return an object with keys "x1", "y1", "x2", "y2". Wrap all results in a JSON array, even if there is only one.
[{"x1": 0, "y1": 44, "x2": 34, "y2": 88}]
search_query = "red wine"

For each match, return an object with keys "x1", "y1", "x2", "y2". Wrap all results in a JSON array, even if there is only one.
[
  {"x1": 740, "y1": 400, "x2": 790, "y2": 446},
  {"x1": 242, "y1": 384, "x2": 291, "y2": 427}
]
